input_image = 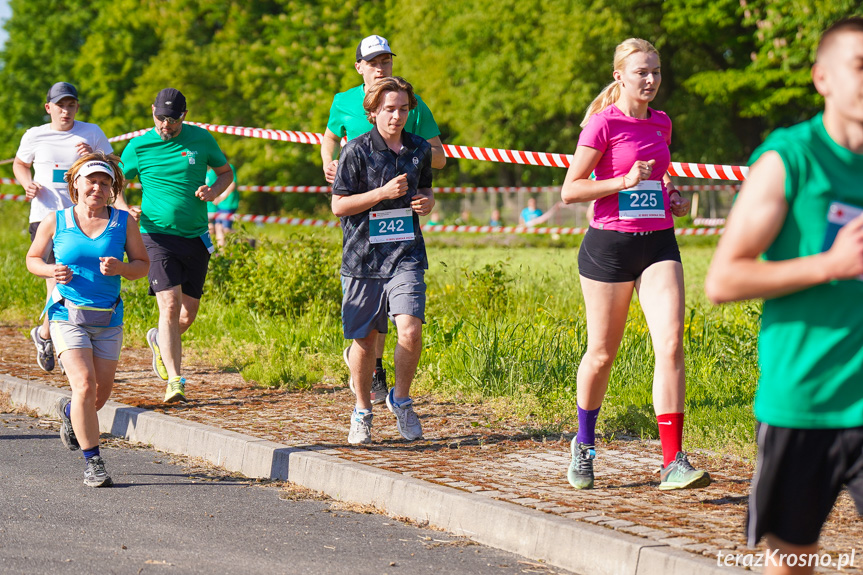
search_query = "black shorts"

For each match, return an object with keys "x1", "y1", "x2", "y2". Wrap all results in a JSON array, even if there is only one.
[
  {"x1": 577, "y1": 226, "x2": 681, "y2": 283},
  {"x1": 28, "y1": 221, "x2": 55, "y2": 265},
  {"x1": 747, "y1": 423, "x2": 863, "y2": 546},
  {"x1": 142, "y1": 233, "x2": 211, "y2": 299}
]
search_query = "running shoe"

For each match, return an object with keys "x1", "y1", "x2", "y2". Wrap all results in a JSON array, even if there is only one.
[
  {"x1": 147, "y1": 328, "x2": 169, "y2": 381},
  {"x1": 348, "y1": 409, "x2": 373, "y2": 445},
  {"x1": 56, "y1": 396, "x2": 80, "y2": 451},
  {"x1": 83, "y1": 455, "x2": 113, "y2": 488},
  {"x1": 343, "y1": 345, "x2": 355, "y2": 394},
  {"x1": 31, "y1": 327, "x2": 55, "y2": 372},
  {"x1": 658, "y1": 452, "x2": 712, "y2": 490},
  {"x1": 371, "y1": 368, "x2": 388, "y2": 405},
  {"x1": 164, "y1": 376, "x2": 187, "y2": 403},
  {"x1": 386, "y1": 389, "x2": 423, "y2": 441},
  {"x1": 567, "y1": 438, "x2": 595, "y2": 490}
]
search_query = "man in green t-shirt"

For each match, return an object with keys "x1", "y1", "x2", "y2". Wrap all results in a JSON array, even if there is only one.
[
  {"x1": 207, "y1": 163, "x2": 239, "y2": 247},
  {"x1": 121, "y1": 88, "x2": 233, "y2": 403},
  {"x1": 706, "y1": 18, "x2": 863, "y2": 575},
  {"x1": 322, "y1": 34, "x2": 447, "y2": 406}
]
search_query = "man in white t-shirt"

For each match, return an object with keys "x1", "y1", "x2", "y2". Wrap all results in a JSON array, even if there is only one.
[{"x1": 13, "y1": 82, "x2": 116, "y2": 372}]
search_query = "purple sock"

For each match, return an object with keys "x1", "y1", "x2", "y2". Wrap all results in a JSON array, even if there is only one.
[
  {"x1": 576, "y1": 405, "x2": 601, "y2": 446},
  {"x1": 65, "y1": 401, "x2": 71, "y2": 419},
  {"x1": 83, "y1": 446, "x2": 100, "y2": 461}
]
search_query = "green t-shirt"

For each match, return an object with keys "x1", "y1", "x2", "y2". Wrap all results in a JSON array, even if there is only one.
[
  {"x1": 751, "y1": 113, "x2": 863, "y2": 429},
  {"x1": 326, "y1": 84, "x2": 441, "y2": 142},
  {"x1": 206, "y1": 163, "x2": 239, "y2": 213},
  {"x1": 121, "y1": 124, "x2": 227, "y2": 237}
]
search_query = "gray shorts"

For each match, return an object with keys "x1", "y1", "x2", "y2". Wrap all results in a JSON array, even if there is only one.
[
  {"x1": 49, "y1": 321, "x2": 124, "y2": 361},
  {"x1": 341, "y1": 271, "x2": 426, "y2": 340}
]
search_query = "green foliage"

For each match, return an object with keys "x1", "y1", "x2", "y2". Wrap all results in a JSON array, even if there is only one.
[
  {"x1": 3, "y1": 0, "x2": 863, "y2": 191},
  {"x1": 206, "y1": 233, "x2": 341, "y2": 318},
  {"x1": 461, "y1": 261, "x2": 514, "y2": 313}
]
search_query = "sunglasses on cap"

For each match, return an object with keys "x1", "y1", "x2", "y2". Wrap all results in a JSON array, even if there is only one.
[{"x1": 155, "y1": 113, "x2": 185, "y2": 125}]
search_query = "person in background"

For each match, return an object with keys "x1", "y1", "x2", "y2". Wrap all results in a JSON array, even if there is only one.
[
  {"x1": 519, "y1": 197, "x2": 543, "y2": 225},
  {"x1": 207, "y1": 163, "x2": 239, "y2": 247},
  {"x1": 26, "y1": 152, "x2": 148, "y2": 487},
  {"x1": 706, "y1": 18, "x2": 863, "y2": 574},
  {"x1": 322, "y1": 34, "x2": 447, "y2": 406},
  {"x1": 560, "y1": 38, "x2": 708, "y2": 491},
  {"x1": 489, "y1": 209, "x2": 503, "y2": 227},
  {"x1": 14, "y1": 82, "x2": 118, "y2": 373}
]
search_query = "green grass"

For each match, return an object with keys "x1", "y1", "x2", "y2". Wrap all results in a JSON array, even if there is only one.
[{"x1": 0, "y1": 199, "x2": 760, "y2": 457}]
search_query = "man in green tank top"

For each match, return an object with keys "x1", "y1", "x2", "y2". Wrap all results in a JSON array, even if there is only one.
[{"x1": 706, "y1": 18, "x2": 863, "y2": 575}]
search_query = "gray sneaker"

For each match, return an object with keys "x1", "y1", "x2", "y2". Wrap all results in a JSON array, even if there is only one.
[
  {"x1": 83, "y1": 456, "x2": 113, "y2": 488},
  {"x1": 31, "y1": 327, "x2": 55, "y2": 372},
  {"x1": 386, "y1": 389, "x2": 423, "y2": 441},
  {"x1": 371, "y1": 368, "x2": 388, "y2": 405},
  {"x1": 56, "y1": 397, "x2": 80, "y2": 451},
  {"x1": 348, "y1": 410, "x2": 373, "y2": 445},
  {"x1": 658, "y1": 452, "x2": 711, "y2": 490},
  {"x1": 567, "y1": 438, "x2": 595, "y2": 489},
  {"x1": 343, "y1": 346, "x2": 355, "y2": 394}
]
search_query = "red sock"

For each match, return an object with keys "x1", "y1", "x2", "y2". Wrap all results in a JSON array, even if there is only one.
[{"x1": 657, "y1": 412, "x2": 684, "y2": 467}]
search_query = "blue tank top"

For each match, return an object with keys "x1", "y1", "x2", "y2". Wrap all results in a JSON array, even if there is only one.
[{"x1": 48, "y1": 207, "x2": 127, "y2": 327}]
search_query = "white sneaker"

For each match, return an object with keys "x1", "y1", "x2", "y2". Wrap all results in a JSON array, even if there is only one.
[
  {"x1": 348, "y1": 409, "x2": 373, "y2": 445},
  {"x1": 386, "y1": 389, "x2": 423, "y2": 441},
  {"x1": 343, "y1": 346, "x2": 356, "y2": 395}
]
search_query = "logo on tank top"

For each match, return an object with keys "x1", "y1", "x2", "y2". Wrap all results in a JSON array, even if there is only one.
[{"x1": 181, "y1": 150, "x2": 198, "y2": 165}]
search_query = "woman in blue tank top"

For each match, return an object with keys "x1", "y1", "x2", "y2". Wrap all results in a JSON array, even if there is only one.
[{"x1": 26, "y1": 152, "x2": 149, "y2": 488}]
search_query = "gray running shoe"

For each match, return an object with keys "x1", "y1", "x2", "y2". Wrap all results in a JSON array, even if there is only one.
[
  {"x1": 56, "y1": 396, "x2": 80, "y2": 451},
  {"x1": 386, "y1": 389, "x2": 423, "y2": 441},
  {"x1": 659, "y1": 452, "x2": 711, "y2": 490},
  {"x1": 371, "y1": 368, "x2": 388, "y2": 405},
  {"x1": 31, "y1": 327, "x2": 55, "y2": 372},
  {"x1": 348, "y1": 410, "x2": 373, "y2": 445},
  {"x1": 83, "y1": 456, "x2": 113, "y2": 488},
  {"x1": 343, "y1": 345, "x2": 355, "y2": 394},
  {"x1": 567, "y1": 438, "x2": 595, "y2": 489}
]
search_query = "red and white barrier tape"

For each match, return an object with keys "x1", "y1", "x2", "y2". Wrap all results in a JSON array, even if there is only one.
[
  {"x1": 101, "y1": 122, "x2": 750, "y2": 181},
  {"x1": 0, "y1": 194, "x2": 722, "y2": 235},
  {"x1": 693, "y1": 218, "x2": 727, "y2": 227}
]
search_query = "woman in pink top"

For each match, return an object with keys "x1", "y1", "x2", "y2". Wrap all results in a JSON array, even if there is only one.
[{"x1": 560, "y1": 38, "x2": 710, "y2": 491}]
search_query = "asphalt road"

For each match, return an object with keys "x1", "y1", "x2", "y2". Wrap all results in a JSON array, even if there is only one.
[{"x1": 0, "y1": 413, "x2": 567, "y2": 575}]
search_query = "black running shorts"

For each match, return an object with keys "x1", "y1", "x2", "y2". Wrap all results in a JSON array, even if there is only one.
[
  {"x1": 142, "y1": 233, "x2": 211, "y2": 299},
  {"x1": 747, "y1": 423, "x2": 863, "y2": 546},
  {"x1": 577, "y1": 226, "x2": 681, "y2": 283}
]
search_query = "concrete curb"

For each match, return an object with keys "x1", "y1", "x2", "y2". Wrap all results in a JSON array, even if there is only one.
[{"x1": 1, "y1": 374, "x2": 742, "y2": 575}]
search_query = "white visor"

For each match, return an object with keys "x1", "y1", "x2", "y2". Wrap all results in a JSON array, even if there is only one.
[{"x1": 76, "y1": 161, "x2": 114, "y2": 181}]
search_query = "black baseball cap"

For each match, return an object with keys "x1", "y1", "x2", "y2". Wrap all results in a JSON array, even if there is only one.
[
  {"x1": 46, "y1": 82, "x2": 78, "y2": 104},
  {"x1": 153, "y1": 88, "x2": 187, "y2": 119}
]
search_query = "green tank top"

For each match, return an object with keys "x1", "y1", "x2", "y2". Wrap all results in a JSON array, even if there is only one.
[{"x1": 751, "y1": 113, "x2": 863, "y2": 429}]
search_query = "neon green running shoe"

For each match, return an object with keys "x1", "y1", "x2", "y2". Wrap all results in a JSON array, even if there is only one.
[
  {"x1": 659, "y1": 452, "x2": 711, "y2": 490},
  {"x1": 147, "y1": 328, "x2": 169, "y2": 381},
  {"x1": 164, "y1": 376, "x2": 187, "y2": 403}
]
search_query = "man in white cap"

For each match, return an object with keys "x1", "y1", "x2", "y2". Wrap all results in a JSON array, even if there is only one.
[
  {"x1": 14, "y1": 81, "x2": 115, "y2": 373},
  {"x1": 322, "y1": 34, "x2": 446, "y2": 406},
  {"x1": 121, "y1": 87, "x2": 233, "y2": 403}
]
